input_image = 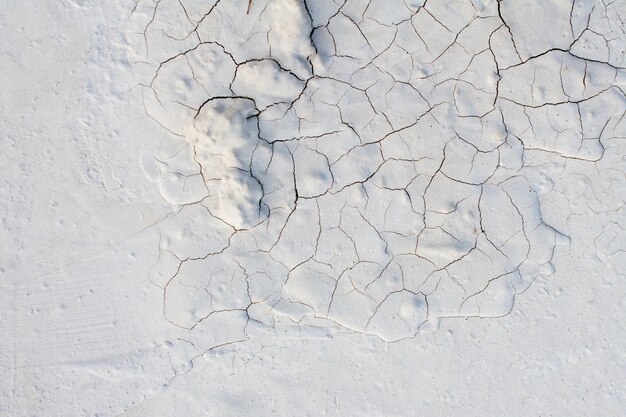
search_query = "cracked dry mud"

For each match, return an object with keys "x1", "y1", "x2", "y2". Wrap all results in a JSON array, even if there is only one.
[{"x1": 126, "y1": 0, "x2": 625, "y2": 348}]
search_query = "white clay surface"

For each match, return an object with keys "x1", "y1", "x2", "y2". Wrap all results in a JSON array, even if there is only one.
[{"x1": 1, "y1": 1, "x2": 625, "y2": 416}]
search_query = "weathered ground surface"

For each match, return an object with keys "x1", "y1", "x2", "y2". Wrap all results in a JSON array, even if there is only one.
[
  {"x1": 126, "y1": 0, "x2": 625, "y2": 342},
  {"x1": 1, "y1": 0, "x2": 624, "y2": 416}
]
